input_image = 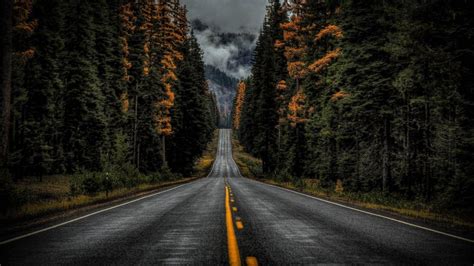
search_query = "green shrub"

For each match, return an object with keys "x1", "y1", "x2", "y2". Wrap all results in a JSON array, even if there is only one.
[
  {"x1": 82, "y1": 175, "x2": 101, "y2": 195},
  {"x1": 147, "y1": 172, "x2": 162, "y2": 183},
  {"x1": 160, "y1": 167, "x2": 176, "y2": 181},
  {"x1": 0, "y1": 173, "x2": 21, "y2": 213}
]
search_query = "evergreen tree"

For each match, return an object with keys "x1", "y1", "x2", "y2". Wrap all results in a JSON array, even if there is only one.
[
  {"x1": 62, "y1": 0, "x2": 107, "y2": 172},
  {"x1": 92, "y1": 0, "x2": 127, "y2": 161},
  {"x1": 0, "y1": 0, "x2": 14, "y2": 168},
  {"x1": 20, "y1": 0, "x2": 65, "y2": 178},
  {"x1": 168, "y1": 34, "x2": 215, "y2": 175},
  {"x1": 238, "y1": 0, "x2": 474, "y2": 209}
]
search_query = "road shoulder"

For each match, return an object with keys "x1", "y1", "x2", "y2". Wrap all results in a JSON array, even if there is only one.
[
  {"x1": 247, "y1": 177, "x2": 474, "y2": 242},
  {"x1": 0, "y1": 177, "x2": 200, "y2": 243}
]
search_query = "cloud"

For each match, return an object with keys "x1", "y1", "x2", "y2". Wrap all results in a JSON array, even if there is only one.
[
  {"x1": 194, "y1": 28, "x2": 256, "y2": 79},
  {"x1": 182, "y1": 0, "x2": 267, "y2": 79},
  {"x1": 182, "y1": 0, "x2": 268, "y2": 34}
]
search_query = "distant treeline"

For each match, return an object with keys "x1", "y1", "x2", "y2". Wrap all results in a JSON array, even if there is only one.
[
  {"x1": 234, "y1": 0, "x2": 474, "y2": 209},
  {"x1": 0, "y1": 0, "x2": 218, "y2": 179}
]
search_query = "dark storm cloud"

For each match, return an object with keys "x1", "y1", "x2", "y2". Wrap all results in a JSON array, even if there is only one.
[
  {"x1": 181, "y1": 0, "x2": 268, "y2": 33},
  {"x1": 182, "y1": 0, "x2": 269, "y2": 79}
]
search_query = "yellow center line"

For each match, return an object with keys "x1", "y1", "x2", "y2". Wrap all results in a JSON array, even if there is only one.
[{"x1": 226, "y1": 186, "x2": 241, "y2": 266}]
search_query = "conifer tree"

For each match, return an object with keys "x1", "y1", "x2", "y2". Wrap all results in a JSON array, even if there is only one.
[
  {"x1": 0, "y1": 0, "x2": 14, "y2": 168},
  {"x1": 233, "y1": 81, "x2": 246, "y2": 130},
  {"x1": 20, "y1": 0, "x2": 65, "y2": 177},
  {"x1": 168, "y1": 33, "x2": 215, "y2": 175},
  {"x1": 62, "y1": 0, "x2": 107, "y2": 172},
  {"x1": 152, "y1": 0, "x2": 186, "y2": 167}
]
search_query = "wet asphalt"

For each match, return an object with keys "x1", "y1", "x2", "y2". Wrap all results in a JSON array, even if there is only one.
[{"x1": 0, "y1": 129, "x2": 472, "y2": 265}]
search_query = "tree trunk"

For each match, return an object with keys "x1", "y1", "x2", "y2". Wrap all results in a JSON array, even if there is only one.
[
  {"x1": 1, "y1": 0, "x2": 13, "y2": 167},
  {"x1": 424, "y1": 101, "x2": 432, "y2": 201},
  {"x1": 382, "y1": 116, "x2": 391, "y2": 192},
  {"x1": 161, "y1": 135, "x2": 167, "y2": 168},
  {"x1": 133, "y1": 94, "x2": 138, "y2": 166},
  {"x1": 405, "y1": 96, "x2": 412, "y2": 194}
]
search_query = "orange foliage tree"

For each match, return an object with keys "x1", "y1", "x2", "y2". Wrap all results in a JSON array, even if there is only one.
[
  {"x1": 118, "y1": 0, "x2": 188, "y2": 167},
  {"x1": 13, "y1": 0, "x2": 37, "y2": 61},
  {"x1": 276, "y1": 80, "x2": 289, "y2": 125},
  {"x1": 119, "y1": 2, "x2": 135, "y2": 82},
  {"x1": 288, "y1": 89, "x2": 308, "y2": 127},
  {"x1": 233, "y1": 81, "x2": 247, "y2": 130},
  {"x1": 152, "y1": 0, "x2": 187, "y2": 138},
  {"x1": 118, "y1": 3, "x2": 136, "y2": 113},
  {"x1": 276, "y1": 0, "x2": 344, "y2": 127}
]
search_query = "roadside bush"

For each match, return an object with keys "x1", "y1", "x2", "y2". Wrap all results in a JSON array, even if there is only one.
[
  {"x1": 68, "y1": 164, "x2": 185, "y2": 197},
  {"x1": 0, "y1": 173, "x2": 15, "y2": 213},
  {"x1": 147, "y1": 172, "x2": 162, "y2": 183},
  {"x1": 82, "y1": 176, "x2": 101, "y2": 195},
  {"x1": 292, "y1": 177, "x2": 305, "y2": 190},
  {"x1": 275, "y1": 170, "x2": 292, "y2": 183},
  {"x1": 160, "y1": 167, "x2": 177, "y2": 181},
  {"x1": 70, "y1": 171, "x2": 102, "y2": 196}
]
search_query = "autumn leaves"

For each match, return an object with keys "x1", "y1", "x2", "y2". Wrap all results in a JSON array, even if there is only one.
[
  {"x1": 119, "y1": 0, "x2": 187, "y2": 138},
  {"x1": 276, "y1": 0, "x2": 344, "y2": 128},
  {"x1": 233, "y1": 82, "x2": 247, "y2": 130}
]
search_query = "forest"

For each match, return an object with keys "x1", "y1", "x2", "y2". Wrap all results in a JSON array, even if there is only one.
[
  {"x1": 0, "y1": 0, "x2": 218, "y2": 197},
  {"x1": 234, "y1": 0, "x2": 474, "y2": 211}
]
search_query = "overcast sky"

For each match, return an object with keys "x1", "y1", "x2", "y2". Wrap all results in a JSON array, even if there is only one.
[{"x1": 181, "y1": 0, "x2": 268, "y2": 33}]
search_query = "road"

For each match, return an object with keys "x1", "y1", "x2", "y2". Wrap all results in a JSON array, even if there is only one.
[{"x1": 0, "y1": 129, "x2": 473, "y2": 265}]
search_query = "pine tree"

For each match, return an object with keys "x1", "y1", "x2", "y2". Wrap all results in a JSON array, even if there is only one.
[
  {"x1": 0, "y1": 0, "x2": 14, "y2": 167},
  {"x1": 20, "y1": 0, "x2": 65, "y2": 178},
  {"x1": 92, "y1": 0, "x2": 127, "y2": 161},
  {"x1": 238, "y1": 1, "x2": 286, "y2": 174},
  {"x1": 62, "y1": 0, "x2": 107, "y2": 172},
  {"x1": 9, "y1": 0, "x2": 38, "y2": 177},
  {"x1": 233, "y1": 81, "x2": 246, "y2": 130},
  {"x1": 168, "y1": 33, "x2": 215, "y2": 175},
  {"x1": 152, "y1": 0, "x2": 186, "y2": 168},
  {"x1": 1, "y1": 0, "x2": 37, "y2": 169}
]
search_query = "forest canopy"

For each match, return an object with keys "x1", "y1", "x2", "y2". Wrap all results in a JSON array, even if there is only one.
[
  {"x1": 0, "y1": 0, "x2": 218, "y2": 180},
  {"x1": 234, "y1": 0, "x2": 474, "y2": 210}
]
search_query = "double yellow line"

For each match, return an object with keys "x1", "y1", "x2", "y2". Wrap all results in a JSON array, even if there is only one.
[{"x1": 225, "y1": 184, "x2": 258, "y2": 266}]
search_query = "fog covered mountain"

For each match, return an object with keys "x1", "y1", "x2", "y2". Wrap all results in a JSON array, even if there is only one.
[
  {"x1": 205, "y1": 66, "x2": 238, "y2": 127},
  {"x1": 191, "y1": 19, "x2": 256, "y2": 127},
  {"x1": 192, "y1": 19, "x2": 255, "y2": 79}
]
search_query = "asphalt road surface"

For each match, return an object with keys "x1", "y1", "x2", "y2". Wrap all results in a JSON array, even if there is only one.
[{"x1": 0, "y1": 129, "x2": 473, "y2": 265}]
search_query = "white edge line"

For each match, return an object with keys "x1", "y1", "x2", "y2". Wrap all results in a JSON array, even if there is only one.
[
  {"x1": 0, "y1": 181, "x2": 194, "y2": 246},
  {"x1": 253, "y1": 179, "x2": 474, "y2": 244},
  {"x1": 227, "y1": 129, "x2": 472, "y2": 244}
]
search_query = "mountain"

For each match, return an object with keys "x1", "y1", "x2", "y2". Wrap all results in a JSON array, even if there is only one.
[
  {"x1": 191, "y1": 19, "x2": 255, "y2": 127},
  {"x1": 205, "y1": 65, "x2": 238, "y2": 128}
]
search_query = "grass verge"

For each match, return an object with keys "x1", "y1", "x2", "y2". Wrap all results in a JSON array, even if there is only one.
[
  {"x1": 231, "y1": 136, "x2": 474, "y2": 231},
  {"x1": 1, "y1": 177, "x2": 198, "y2": 225},
  {"x1": 193, "y1": 130, "x2": 219, "y2": 177},
  {"x1": 0, "y1": 130, "x2": 220, "y2": 226},
  {"x1": 231, "y1": 137, "x2": 262, "y2": 178}
]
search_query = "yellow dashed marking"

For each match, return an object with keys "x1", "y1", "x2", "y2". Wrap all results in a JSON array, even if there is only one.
[
  {"x1": 232, "y1": 207, "x2": 238, "y2": 212},
  {"x1": 225, "y1": 186, "x2": 241, "y2": 266},
  {"x1": 246, "y1": 256, "x2": 259, "y2": 266},
  {"x1": 236, "y1": 221, "x2": 244, "y2": 230}
]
